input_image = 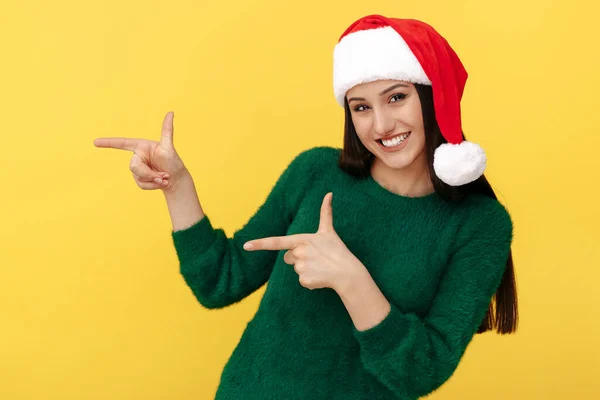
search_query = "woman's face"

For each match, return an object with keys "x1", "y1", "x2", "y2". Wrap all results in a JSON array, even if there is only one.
[{"x1": 346, "y1": 80, "x2": 427, "y2": 172}]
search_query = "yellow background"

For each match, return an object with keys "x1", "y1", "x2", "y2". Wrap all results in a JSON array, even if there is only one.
[{"x1": 1, "y1": 0, "x2": 598, "y2": 398}]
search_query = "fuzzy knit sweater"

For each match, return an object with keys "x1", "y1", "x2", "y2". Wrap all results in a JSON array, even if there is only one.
[{"x1": 171, "y1": 146, "x2": 513, "y2": 400}]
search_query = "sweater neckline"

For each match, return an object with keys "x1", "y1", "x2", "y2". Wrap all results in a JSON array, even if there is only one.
[{"x1": 360, "y1": 174, "x2": 441, "y2": 206}]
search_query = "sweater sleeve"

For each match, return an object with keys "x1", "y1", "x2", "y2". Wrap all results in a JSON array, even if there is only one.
[
  {"x1": 352, "y1": 199, "x2": 514, "y2": 399},
  {"x1": 171, "y1": 148, "x2": 318, "y2": 309}
]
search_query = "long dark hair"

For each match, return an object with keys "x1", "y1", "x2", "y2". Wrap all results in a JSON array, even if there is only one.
[{"x1": 338, "y1": 83, "x2": 518, "y2": 334}]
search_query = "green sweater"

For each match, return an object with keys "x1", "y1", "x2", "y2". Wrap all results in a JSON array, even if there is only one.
[{"x1": 171, "y1": 146, "x2": 513, "y2": 400}]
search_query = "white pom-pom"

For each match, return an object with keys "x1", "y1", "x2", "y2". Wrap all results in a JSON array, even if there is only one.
[{"x1": 433, "y1": 141, "x2": 487, "y2": 186}]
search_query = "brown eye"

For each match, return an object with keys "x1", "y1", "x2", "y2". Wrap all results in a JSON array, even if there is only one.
[{"x1": 390, "y1": 93, "x2": 407, "y2": 102}]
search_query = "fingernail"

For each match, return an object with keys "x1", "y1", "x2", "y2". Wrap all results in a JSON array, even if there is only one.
[
  {"x1": 243, "y1": 242, "x2": 254, "y2": 250},
  {"x1": 154, "y1": 178, "x2": 162, "y2": 184}
]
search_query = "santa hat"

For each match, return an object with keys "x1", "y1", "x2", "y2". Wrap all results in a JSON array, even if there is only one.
[{"x1": 333, "y1": 14, "x2": 486, "y2": 186}]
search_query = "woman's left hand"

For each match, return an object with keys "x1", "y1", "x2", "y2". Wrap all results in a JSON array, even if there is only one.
[{"x1": 243, "y1": 192, "x2": 366, "y2": 292}]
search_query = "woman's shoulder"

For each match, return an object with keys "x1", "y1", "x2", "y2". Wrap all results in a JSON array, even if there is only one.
[
  {"x1": 459, "y1": 193, "x2": 511, "y2": 216},
  {"x1": 292, "y1": 146, "x2": 341, "y2": 164},
  {"x1": 452, "y1": 193, "x2": 514, "y2": 242},
  {"x1": 286, "y1": 146, "x2": 342, "y2": 174}
]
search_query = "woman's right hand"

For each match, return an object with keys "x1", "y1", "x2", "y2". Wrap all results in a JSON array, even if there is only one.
[{"x1": 93, "y1": 112, "x2": 188, "y2": 192}]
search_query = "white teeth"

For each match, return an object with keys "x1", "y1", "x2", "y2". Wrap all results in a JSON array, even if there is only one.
[{"x1": 381, "y1": 132, "x2": 410, "y2": 147}]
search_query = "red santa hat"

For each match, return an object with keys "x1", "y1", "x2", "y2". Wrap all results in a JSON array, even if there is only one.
[{"x1": 333, "y1": 14, "x2": 486, "y2": 186}]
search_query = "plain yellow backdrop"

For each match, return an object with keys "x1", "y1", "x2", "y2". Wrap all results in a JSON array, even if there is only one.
[{"x1": 1, "y1": 0, "x2": 598, "y2": 398}]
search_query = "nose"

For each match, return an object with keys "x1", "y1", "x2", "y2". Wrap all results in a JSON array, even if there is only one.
[{"x1": 372, "y1": 108, "x2": 395, "y2": 136}]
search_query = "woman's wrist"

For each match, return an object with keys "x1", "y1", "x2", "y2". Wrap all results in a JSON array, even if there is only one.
[{"x1": 162, "y1": 170, "x2": 205, "y2": 231}]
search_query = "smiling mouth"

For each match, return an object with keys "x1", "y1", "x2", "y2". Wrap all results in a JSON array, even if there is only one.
[{"x1": 377, "y1": 131, "x2": 411, "y2": 147}]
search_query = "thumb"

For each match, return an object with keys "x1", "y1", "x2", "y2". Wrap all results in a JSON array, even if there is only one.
[
  {"x1": 317, "y1": 192, "x2": 334, "y2": 234},
  {"x1": 160, "y1": 111, "x2": 175, "y2": 149}
]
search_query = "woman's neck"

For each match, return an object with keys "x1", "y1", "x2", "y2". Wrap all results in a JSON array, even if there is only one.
[{"x1": 370, "y1": 152, "x2": 434, "y2": 198}]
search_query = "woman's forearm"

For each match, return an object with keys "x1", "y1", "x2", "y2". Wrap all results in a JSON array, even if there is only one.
[
  {"x1": 336, "y1": 268, "x2": 392, "y2": 331},
  {"x1": 162, "y1": 171, "x2": 206, "y2": 231}
]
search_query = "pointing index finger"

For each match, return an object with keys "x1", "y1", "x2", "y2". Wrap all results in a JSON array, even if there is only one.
[
  {"x1": 93, "y1": 137, "x2": 143, "y2": 152},
  {"x1": 244, "y1": 234, "x2": 310, "y2": 251}
]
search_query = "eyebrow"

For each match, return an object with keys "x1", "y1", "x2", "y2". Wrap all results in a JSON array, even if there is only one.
[{"x1": 347, "y1": 83, "x2": 409, "y2": 103}]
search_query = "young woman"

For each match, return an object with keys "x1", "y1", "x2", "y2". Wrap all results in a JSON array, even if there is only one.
[{"x1": 94, "y1": 14, "x2": 517, "y2": 400}]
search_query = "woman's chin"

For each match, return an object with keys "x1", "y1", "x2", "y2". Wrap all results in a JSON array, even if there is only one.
[{"x1": 373, "y1": 148, "x2": 424, "y2": 172}]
